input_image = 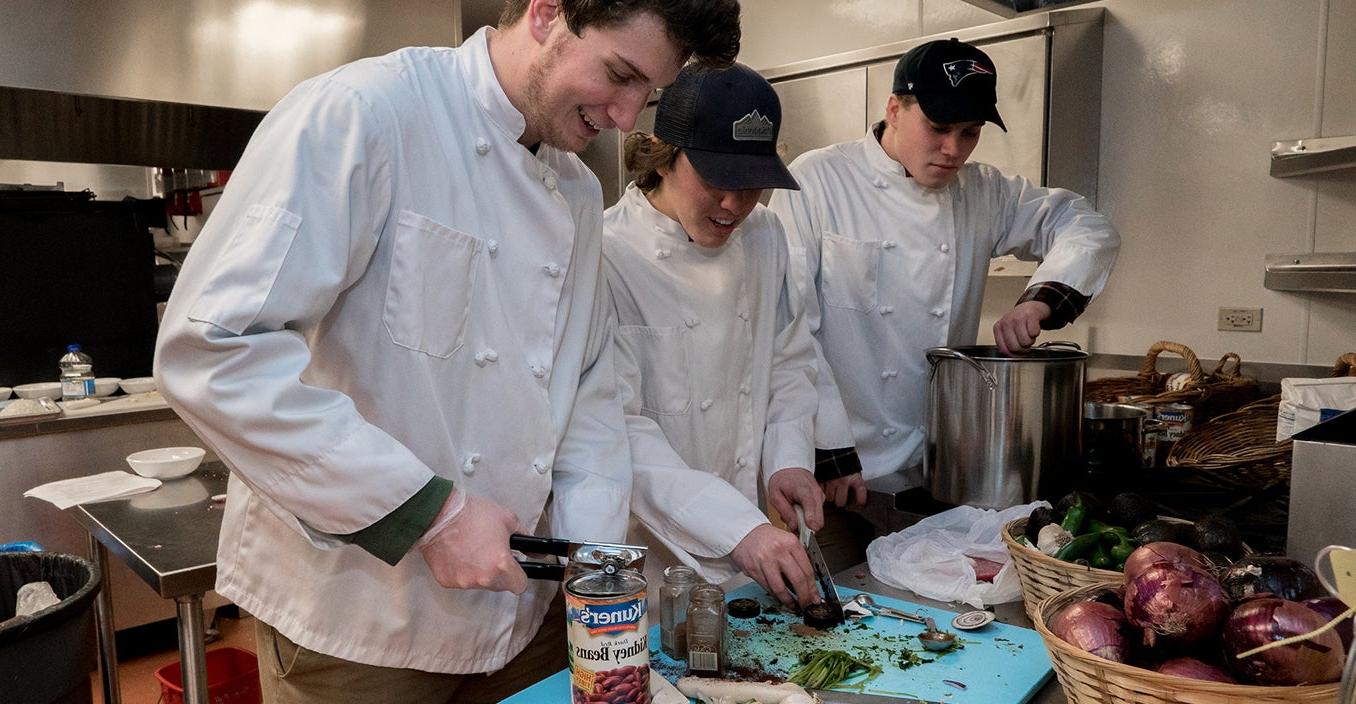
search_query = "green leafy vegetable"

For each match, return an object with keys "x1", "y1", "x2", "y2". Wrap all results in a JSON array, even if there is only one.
[{"x1": 788, "y1": 649, "x2": 882, "y2": 690}]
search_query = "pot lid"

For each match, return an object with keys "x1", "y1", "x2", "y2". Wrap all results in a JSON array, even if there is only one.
[{"x1": 926, "y1": 344, "x2": 1088, "y2": 362}]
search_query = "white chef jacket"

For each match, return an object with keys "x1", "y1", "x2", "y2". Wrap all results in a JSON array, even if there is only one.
[
  {"x1": 769, "y1": 126, "x2": 1119, "y2": 483},
  {"x1": 603, "y1": 184, "x2": 818, "y2": 584},
  {"x1": 153, "y1": 27, "x2": 631, "y2": 674}
]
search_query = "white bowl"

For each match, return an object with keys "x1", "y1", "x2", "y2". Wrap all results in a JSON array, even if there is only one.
[
  {"x1": 119, "y1": 377, "x2": 157, "y2": 395},
  {"x1": 125, "y1": 447, "x2": 205, "y2": 479},
  {"x1": 93, "y1": 377, "x2": 122, "y2": 397},
  {"x1": 13, "y1": 382, "x2": 62, "y2": 400},
  {"x1": 0, "y1": 387, "x2": 10, "y2": 401}
]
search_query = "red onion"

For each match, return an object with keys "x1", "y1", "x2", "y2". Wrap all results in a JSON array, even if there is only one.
[
  {"x1": 1302, "y1": 596, "x2": 1354, "y2": 649},
  {"x1": 1049, "y1": 600, "x2": 1131, "y2": 663},
  {"x1": 1223, "y1": 597, "x2": 1344, "y2": 685},
  {"x1": 1122, "y1": 542, "x2": 1208, "y2": 582},
  {"x1": 1124, "y1": 563, "x2": 1229, "y2": 647},
  {"x1": 1155, "y1": 657, "x2": 1237, "y2": 683}
]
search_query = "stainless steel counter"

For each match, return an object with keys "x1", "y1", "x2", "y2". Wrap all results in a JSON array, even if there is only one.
[
  {"x1": 68, "y1": 462, "x2": 227, "y2": 704},
  {"x1": 832, "y1": 562, "x2": 1066, "y2": 704}
]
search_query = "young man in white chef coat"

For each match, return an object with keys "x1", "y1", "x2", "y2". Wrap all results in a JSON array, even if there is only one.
[
  {"x1": 152, "y1": 1, "x2": 740, "y2": 701},
  {"x1": 603, "y1": 62, "x2": 826, "y2": 608},
  {"x1": 769, "y1": 39, "x2": 1119, "y2": 512}
]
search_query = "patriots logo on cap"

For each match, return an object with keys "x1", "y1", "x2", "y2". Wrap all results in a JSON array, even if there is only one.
[
  {"x1": 942, "y1": 59, "x2": 995, "y2": 87},
  {"x1": 732, "y1": 110, "x2": 774, "y2": 142}
]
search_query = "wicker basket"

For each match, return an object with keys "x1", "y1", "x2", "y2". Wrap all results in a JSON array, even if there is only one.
[
  {"x1": 1002, "y1": 517, "x2": 1121, "y2": 620},
  {"x1": 1166, "y1": 352, "x2": 1356, "y2": 490},
  {"x1": 1033, "y1": 582, "x2": 1340, "y2": 703},
  {"x1": 1085, "y1": 342, "x2": 1259, "y2": 423}
]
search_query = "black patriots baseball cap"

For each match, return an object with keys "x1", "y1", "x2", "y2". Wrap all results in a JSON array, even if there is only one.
[
  {"x1": 893, "y1": 38, "x2": 1007, "y2": 132},
  {"x1": 653, "y1": 62, "x2": 799, "y2": 191}
]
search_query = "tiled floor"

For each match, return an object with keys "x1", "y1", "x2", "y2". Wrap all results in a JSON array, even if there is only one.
[{"x1": 90, "y1": 610, "x2": 257, "y2": 704}]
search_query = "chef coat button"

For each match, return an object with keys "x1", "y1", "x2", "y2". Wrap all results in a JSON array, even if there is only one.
[
  {"x1": 879, "y1": 306, "x2": 894, "y2": 315},
  {"x1": 543, "y1": 174, "x2": 558, "y2": 191},
  {"x1": 655, "y1": 248, "x2": 671, "y2": 259},
  {"x1": 475, "y1": 139, "x2": 491, "y2": 156},
  {"x1": 463, "y1": 453, "x2": 481, "y2": 474},
  {"x1": 939, "y1": 243, "x2": 951, "y2": 253},
  {"x1": 484, "y1": 349, "x2": 498, "y2": 362},
  {"x1": 543, "y1": 263, "x2": 562, "y2": 277},
  {"x1": 882, "y1": 240, "x2": 897, "y2": 249},
  {"x1": 487, "y1": 240, "x2": 499, "y2": 256},
  {"x1": 872, "y1": 178, "x2": 887, "y2": 189},
  {"x1": 532, "y1": 461, "x2": 549, "y2": 475},
  {"x1": 739, "y1": 384, "x2": 750, "y2": 395},
  {"x1": 700, "y1": 399, "x2": 713, "y2": 411},
  {"x1": 736, "y1": 457, "x2": 748, "y2": 468},
  {"x1": 685, "y1": 318, "x2": 699, "y2": 328},
  {"x1": 737, "y1": 310, "x2": 749, "y2": 321},
  {"x1": 931, "y1": 308, "x2": 945, "y2": 318},
  {"x1": 883, "y1": 428, "x2": 897, "y2": 437},
  {"x1": 880, "y1": 370, "x2": 890, "y2": 380}
]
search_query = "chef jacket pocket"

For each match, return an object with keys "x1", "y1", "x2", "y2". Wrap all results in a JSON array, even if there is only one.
[
  {"x1": 187, "y1": 204, "x2": 302, "y2": 335},
  {"x1": 820, "y1": 233, "x2": 880, "y2": 312},
  {"x1": 383, "y1": 211, "x2": 482, "y2": 358},
  {"x1": 618, "y1": 325, "x2": 691, "y2": 416}
]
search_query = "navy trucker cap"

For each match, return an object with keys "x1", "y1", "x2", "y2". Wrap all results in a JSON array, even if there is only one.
[
  {"x1": 653, "y1": 62, "x2": 799, "y2": 191},
  {"x1": 893, "y1": 38, "x2": 1007, "y2": 131}
]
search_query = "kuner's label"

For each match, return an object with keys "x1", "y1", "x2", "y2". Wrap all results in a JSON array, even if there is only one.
[{"x1": 566, "y1": 572, "x2": 650, "y2": 704}]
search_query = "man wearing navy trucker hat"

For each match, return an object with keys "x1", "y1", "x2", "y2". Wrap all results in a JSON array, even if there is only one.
[
  {"x1": 603, "y1": 62, "x2": 827, "y2": 608},
  {"x1": 769, "y1": 39, "x2": 1119, "y2": 518}
]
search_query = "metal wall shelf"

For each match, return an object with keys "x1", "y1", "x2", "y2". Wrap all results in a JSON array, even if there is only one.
[
  {"x1": 1270, "y1": 135, "x2": 1356, "y2": 177},
  {"x1": 1264, "y1": 252, "x2": 1356, "y2": 293}
]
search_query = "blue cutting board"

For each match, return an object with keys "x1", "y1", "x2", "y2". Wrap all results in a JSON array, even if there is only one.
[{"x1": 501, "y1": 583, "x2": 1052, "y2": 703}]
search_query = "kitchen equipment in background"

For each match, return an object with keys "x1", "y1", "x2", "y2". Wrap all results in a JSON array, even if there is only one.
[
  {"x1": 1287, "y1": 410, "x2": 1356, "y2": 567},
  {"x1": 1083, "y1": 402, "x2": 1162, "y2": 474},
  {"x1": 926, "y1": 343, "x2": 1087, "y2": 509}
]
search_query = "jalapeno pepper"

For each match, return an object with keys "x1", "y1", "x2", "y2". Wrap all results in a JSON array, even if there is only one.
[
  {"x1": 1059, "y1": 498, "x2": 1087, "y2": 535},
  {"x1": 1090, "y1": 542, "x2": 1112, "y2": 569},
  {"x1": 1054, "y1": 531, "x2": 1103, "y2": 562}
]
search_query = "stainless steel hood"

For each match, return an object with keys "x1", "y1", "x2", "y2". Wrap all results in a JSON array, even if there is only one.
[{"x1": 0, "y1": 85, "x2": 264, "y2": 170}]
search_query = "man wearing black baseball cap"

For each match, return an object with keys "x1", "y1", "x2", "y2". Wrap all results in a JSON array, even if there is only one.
[
  {"x1": 602, "y1": 62, "x2": 827, "y2": 608},
  {"x1": 769, "y1": 38, "x2": 1119, "y2": 518}
]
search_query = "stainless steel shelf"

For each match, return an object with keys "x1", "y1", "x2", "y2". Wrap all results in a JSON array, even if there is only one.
[
  {"x1": 1265, "y1": 252, "x2": 1356, "y2": 293},
  {"x1": 1270, "y1": 135, "x2": 1356, "y2": 177}
]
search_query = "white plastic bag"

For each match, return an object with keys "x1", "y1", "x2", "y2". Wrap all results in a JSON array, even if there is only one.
[
  {"x1": 1277, "y1": 376, "x2": 1356, "y2": 440},
  {"x1": 865, "y1": 501, "x2": 1047, "y2": 608}
]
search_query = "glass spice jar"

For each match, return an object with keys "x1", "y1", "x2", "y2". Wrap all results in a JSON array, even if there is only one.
[
  {"x1": 685, "y1": 583, "x2": 726, "y2": 676},
  {"x1": 659, "y1": 565, "x2": 700, "y2": 659}
]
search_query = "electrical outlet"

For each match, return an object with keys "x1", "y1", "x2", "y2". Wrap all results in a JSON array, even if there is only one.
[{"x1": 1218, "y1": 307, "x2": 1263, "y2": 332}]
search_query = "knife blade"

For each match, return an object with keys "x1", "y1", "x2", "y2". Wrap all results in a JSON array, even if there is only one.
[
  {"x1": 809, "y1": 689, "x2": 945, "y2": 704},
  {"x1": 792, "y1": 506, "x2": 844, "y2": 614}
]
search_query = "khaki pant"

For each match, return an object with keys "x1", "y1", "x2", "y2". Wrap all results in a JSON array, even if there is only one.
[{"x1": 254, "y1": 594, "x2": 566, "y2": 704}]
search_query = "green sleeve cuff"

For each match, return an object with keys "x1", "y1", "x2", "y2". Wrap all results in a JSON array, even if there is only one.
[{"x1": 343, "y1": 476, "x2": 454, "y2": 566}]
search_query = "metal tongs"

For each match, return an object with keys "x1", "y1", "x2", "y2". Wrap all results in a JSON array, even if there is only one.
[{"x1": 509, "y1": 534, "x2": 646, "y2": 581}]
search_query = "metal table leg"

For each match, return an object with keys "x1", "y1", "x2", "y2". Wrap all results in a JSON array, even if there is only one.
[
  {"x1": 175, "y1": 593, "x2": 210, "y2": 704},
  {"x1": 89, "y1": 536, "x2": 122, "y2": 704}
]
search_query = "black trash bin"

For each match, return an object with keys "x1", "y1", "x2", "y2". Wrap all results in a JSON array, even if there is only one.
[{"x1": 0, "y1": 553, "x2": 101, "y2": 704}]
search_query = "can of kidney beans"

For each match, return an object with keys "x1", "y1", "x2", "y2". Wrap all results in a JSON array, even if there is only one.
[{"x1": 565, "y1": 567, "x2": 650, "y2": 704}]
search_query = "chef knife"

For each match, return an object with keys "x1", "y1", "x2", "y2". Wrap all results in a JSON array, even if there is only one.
[
  {"x1": 509, "y1": 534, "x2": 646, "y2": 581},
  {"x1": 793, "y1": 506, "x2": 844, "y2": 614}
]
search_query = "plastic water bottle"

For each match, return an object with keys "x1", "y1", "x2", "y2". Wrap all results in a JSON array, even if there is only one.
[{"x1": 59, "y1": 344, "x2": 95, "y2": 401}]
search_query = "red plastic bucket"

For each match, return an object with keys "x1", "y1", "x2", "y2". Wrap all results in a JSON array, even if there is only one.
[{"x1": 154, "y1": 646, "x2": 261, "y2": 704}]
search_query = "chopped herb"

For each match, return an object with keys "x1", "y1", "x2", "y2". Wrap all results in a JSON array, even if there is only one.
[{"x1": 789, "y1": 649, "x2": 882, "y2": 690}]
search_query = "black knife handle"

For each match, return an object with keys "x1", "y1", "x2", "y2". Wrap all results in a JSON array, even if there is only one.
[
  {"x1": 518, "y1": 561, "x2": 566, "y2": 581},
  {"x1": 509, "y1": 534, "x2": 571, "y2": 557}
]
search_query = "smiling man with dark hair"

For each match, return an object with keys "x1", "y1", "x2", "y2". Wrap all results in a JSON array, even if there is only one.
[{"x1": 154, "y1": 0, "x2": 740, "y2": 701}]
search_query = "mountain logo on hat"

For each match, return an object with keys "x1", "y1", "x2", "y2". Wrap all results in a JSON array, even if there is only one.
[
  {"x1": 731, "y1": 110, "x2": 775, "y2": 142},
  {"x1": 942, "y1": 59, "x2": 995, "y2": 87}
]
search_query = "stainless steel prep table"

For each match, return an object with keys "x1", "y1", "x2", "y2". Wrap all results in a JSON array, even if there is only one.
[
  {"x1": 832, "y1": 562, "x2": 1066, "y2": 704},
  {"x1": 68, "y1": 462, "x2": 228, "y2": 704}
]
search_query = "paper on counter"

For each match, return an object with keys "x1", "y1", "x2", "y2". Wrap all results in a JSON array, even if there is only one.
[
  {"x1": 648, "y1": 675, "x2": 687, "y2": 704},
  {"x1": 24, "y1": 471, "x2": 162, "y2": 510}
]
